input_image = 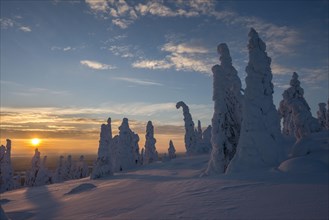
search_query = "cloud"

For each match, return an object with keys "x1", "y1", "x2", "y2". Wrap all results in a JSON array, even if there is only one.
[
  {"x1": 132, "y1": 59, "x2": 173, "y2": 70},
  {"x1": 0, "y1": 18, "x2": 15, "y2": 29},
  {"x1": 103, "y1": 44, "x2": 141, "y2": 58},
  {"x1": 0, "y1": 17, "x2": 32, "y2": 32},
  {"x1": 112, "y1": 77, "x2": 163, "y2": 86},
  {"x1": 161, "y1": 42, "x2": 209, "y2": 54},
  {"x1": 80, "y1": 60, "x2": 116, "y2": 70},
  {"x1": 19, "y1": 26, "x2": 32, "y2": 32},
  {"x1": 85, "y1": 0, "x2": 108, "y2": 12},
  {"x1": 271, "y1": 63, "x2": 295, "y2": 75}
]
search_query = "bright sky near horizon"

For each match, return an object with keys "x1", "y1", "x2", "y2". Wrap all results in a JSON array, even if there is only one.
[{"x1": 1, "y1": 0, "x2": 328, "y2": 156}]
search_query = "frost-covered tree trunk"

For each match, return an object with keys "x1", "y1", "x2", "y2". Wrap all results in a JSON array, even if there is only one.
[
  {"x1": 206, "y1": 43, "x2": 243, "y2": 175},
  {"x1": 144, "y1": 121, "x2": 158, "y2": 164},
  {"x1": 226, "y1": 28, "x2": 283, "y2": 173},
  {"x1": 317, "y1": 103, "x2": 327, "y2": 130},
  {"x1": 176, "y1": 101, "x2": 197, "y2": 155},
  {"x1": 168, "y1": 140, "x2": 176, "y2": 159},
  {"x1": 0, "y1": 139, "x2": 14, "y2": 192},
  {"x1": 25, "y1": 148, "x2": 42, "y2": 186},
  {"x1": 278, "y1": 72, "x2": 321, "y2": 136},
  {"x1": 91, "y1": 117, "x2": 113, "y2": 179}
]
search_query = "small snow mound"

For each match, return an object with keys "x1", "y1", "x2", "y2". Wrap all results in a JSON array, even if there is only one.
[
  {"x1": 65, "y1": 183, "x2": 96, "y2": 195},
  {"x1": 278, "y1": 157, "x2": 328, "y2": 173}
]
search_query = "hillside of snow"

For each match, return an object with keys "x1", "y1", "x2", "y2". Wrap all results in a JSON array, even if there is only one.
[{"x1": 1, "y1": 132, "x2": 328, "y2": 220}]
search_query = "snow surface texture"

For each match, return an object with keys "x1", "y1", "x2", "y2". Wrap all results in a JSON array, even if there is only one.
[
  {"x1": 206, "y1": 43, "x2": 243, "y2": 175},
  {"x1": 278, "y1": 72, "x2": 321, "y2": 137},
  {"x1": 91, "y1": 117, "x2": 113, "y2": 179},
  {"x1": 0, "y1": 139, "x2": 14, "y2": 193},
  {"x1": 2, "y1": 132, "x2": 328, "y2": 219},
  {"x1": 144, "y1": 121, "x2": 158, "y2": 164},
  {"x1": 112, "y1": 118, "x2": 141, "y2": 172},
  {"x1": 226, "y1": 28, "x2": 284, "y2": 173}
]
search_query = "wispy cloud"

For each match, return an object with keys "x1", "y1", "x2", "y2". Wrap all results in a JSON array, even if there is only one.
[
  {"x1": 112, "y1": 77, "x2": 163, "y2": 86},
  {"x1": 132, "y1": 59, "x2": 173, "y2": 70},
  {"x1": 80, "y1": 60, "x2": 116, "y2": 70},
  {"x1": 161, "y1": 42, "x2": 209, "y2": 54},
  {"x1": 19, "y1": 26, "x2": 32, "y2": 32},
  {"x1": 0, "y1": 17, "x2": 32, "y2": 32}
]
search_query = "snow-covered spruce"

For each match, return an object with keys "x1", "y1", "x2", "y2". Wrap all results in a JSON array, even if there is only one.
[
  {"x1": 34, "y1": 156, "x2": 52, "y2": 186},
  {"x1": 53, "y1": 155, "x2": 65, "y2": 183},
  {"x1": 91, "y1": 117, "x2": 113, "y2": 179},
  {"x1": 25, "y1": 148, "x2": 42, "y2": 186},
  {"x1": 112, "y1": 118, "x2": 140, "y2": 171},
  {"x1": 206, "y1": 43, "x2": 243, "y2": 174},
  {"x1": 226, "y1": 28, "x2": 284, "y2": 173},
  {"x1": 176, "y1": 101, "x2": 198, "y2": 155},
  {"x1": 168, "y1": 140, "x2": 176, "y2": 160},
  {"x1": 317, "y1": 102, "x2": 327, "y2": 130},
  {"x1": 0, "y1": 139, "x2": 14, "y2": 192},
  {"x1": 74, "y1": 155, "x2": 89, "y2": 179},
  {"x1": 278, "y1": 72, "x2": 321, "y2": 136},
  {"x1": 202, "y1": 125, "x2": 212, "y2": 153},
  {"x1": 144, "y1": 121, "x2": 158, "y2": 164}
]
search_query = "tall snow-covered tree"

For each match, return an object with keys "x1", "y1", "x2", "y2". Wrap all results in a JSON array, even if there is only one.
[
  {"x1": 53, "y1": 155, "x2": 65, "y2": 183},
  {"x1": 168, "y1": 140, "x2": 176, "y2": 159},
  {"x1": 278, "y1": 72, "x2": 321, "y2": 136},
  {"x1": 63, "y1": 155, "x2": 74, "y2": 180},
  {"x1": 91, "y1": 117, "x2": 113, "y2": 179},
  {"x1": 25, "y1": 148, "x2": 42, "y2": 186},
  {"x1": 317, "y1": 102, "x2": 327, "y2": 130},
  {"x1": 0, "y1": 139, "x2": 14, "y2": 192},
  {"x1": 226, "y1": 28, "x2": 283, "y2": 173},
  {"x1": 35, "y1": 156, "x2": 51, "y2": 186},
  {"x1": 112, "y1": 118, "x2": 139, "y2": 171},
  {"x1": 327, "y1": 99, "x2": 329, "y2": 130},
  {"x1": 202, "y1": 125, "x2": 212, "y2": 153},
  {"x1": 144, "y1": 121, "x2": 158, "y2": 164},
  {"x1": 206, "y1": 43, "x2": 243, "y2": 174},
  {"x1": 74, "y1": 155, "x2": 89, "y2": 179},
  {"x1": 176, "y1": 101, "x2": 198, "y2": 154}
]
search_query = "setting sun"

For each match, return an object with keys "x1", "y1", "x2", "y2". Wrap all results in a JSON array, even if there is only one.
[{"x1": 31, "y1": 138, "x2": 41, "y2": 146}]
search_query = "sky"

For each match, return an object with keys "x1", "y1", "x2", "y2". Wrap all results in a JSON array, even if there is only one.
[{"x1": 1, "y1": 0, "x2": 328, "y2": 156}]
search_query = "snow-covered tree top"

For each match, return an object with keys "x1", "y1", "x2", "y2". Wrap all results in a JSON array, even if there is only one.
[
  {"x1": 119, "y1": 118, "x2": 130, "y2": 133},
  {"x1": 176, "y1": 101, "x2": 189, "y2": 113},
  {"x1": 146, "y1": 121, "x2": 154, "y2": 138},
  {"x1": 248, "y1": 28, "x2": 266, "y2": 52},
  {"x1": 290, "y1": 72, "x2": 301, "y2": 87},
  {"x1": 217, "y1": 43, "x2": 232, "y2": 66},
  {"x1": 107, "y1": 117, "x2": 111, "y2": 125}
]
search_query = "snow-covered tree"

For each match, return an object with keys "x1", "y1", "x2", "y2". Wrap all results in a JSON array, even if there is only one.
[
  {"x1": 176, "y1": 101, "x2": 198, "y2": 155},
  {"x1": 25, "y1": 148, "x2": 42, "y2": 186},
  {"x1": 144, "y1": 121, "x2": 158, "y2": 164},
  {"x1": 53, "y1": 155, "x2": 65, "y2": 183},
  {"x1": 91, "y1": 117, "x2": 113, "y2": 179},
  {"x1": 317, "y1": 102, "x2": 327, "y2": 130},
  {"x1": 196, "y1": 120, "x2": 203, "y2": 144},
  {"x1": 140, "y1": 148, "x2": 145, "y2": 165},
  {"x1": 168, "y1": 140, "x2": 176, "y2": 159},
  {"x1": 326, "y1": 99, "x2": 329, "y2": 130},
  {"x1": 63, "y1": 155, "x2": 74, "y2": 180},
  {"x1": 226, "y1": 28, "x2": 283, "y2": 173},
  {"x1": 74, "y1": 155, "x2": 89, "y2": 179},
  {"x1": 202, "y1": 125, "x2": 212, "y2": 153},
  {"x1": 278, "y1": 72, "x2": 321, "y2": 136},
  {"x1": 0, "y1": 139, "x2": 14, "y2": 192},
  {"x1": 35, "y1": 156, "x2": 51, "y2": 186},
  {"x1": 206, "y1": 43, "x2": 243, "y2": 174},
  {"x1": 112, "y1": 118, "x2": 139, "y2": 171}
]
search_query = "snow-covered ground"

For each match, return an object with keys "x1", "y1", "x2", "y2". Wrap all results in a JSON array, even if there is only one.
[{"x1": 1, "y1": 132, "x2": 328, "y2": 220}]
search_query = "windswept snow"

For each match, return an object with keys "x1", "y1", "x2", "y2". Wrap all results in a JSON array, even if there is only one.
[{"x1": 2, "y1": 146, "x2": 328, "y2": 219}]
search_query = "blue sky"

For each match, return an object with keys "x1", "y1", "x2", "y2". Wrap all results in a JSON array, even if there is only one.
[{"x1": 1, "y1": 0, "x2": 328, "y2": 155}]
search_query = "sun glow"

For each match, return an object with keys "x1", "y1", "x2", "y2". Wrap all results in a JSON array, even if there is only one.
[{"x1": 31, "y1": 138, "x2": 41, "y2": 146}]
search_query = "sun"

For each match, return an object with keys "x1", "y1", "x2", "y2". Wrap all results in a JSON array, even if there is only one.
[{"x1": 31, "y1": 138, "x2": 41, "y2": 146}]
